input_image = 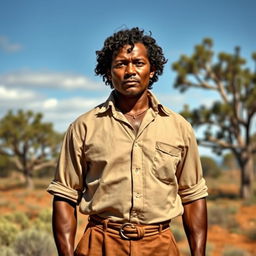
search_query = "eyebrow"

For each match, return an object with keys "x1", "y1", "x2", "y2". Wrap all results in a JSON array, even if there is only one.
[{"x1": 113, "y1": 57, "x2": 147, "y2": 62}]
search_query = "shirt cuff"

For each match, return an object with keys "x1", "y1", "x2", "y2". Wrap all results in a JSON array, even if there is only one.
[
  {"x1": 178, "y1": 178, "x2": 208, "y2": 203},
  {"x1": 47, "y1": 181, "x2": 82, "y2": 204}
]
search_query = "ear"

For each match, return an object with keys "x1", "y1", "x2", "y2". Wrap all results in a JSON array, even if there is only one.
[{"x1": 150, "y1": 67, "x2": 156, "y2": 78}]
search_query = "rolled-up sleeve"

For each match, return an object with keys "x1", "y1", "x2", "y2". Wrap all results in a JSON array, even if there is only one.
[
  {"x1": 176, "y1": 124, "x2": 208, "y2": 203},
  {"x1": 47, "y1": 123, "x2": 86, "y2": 204}
]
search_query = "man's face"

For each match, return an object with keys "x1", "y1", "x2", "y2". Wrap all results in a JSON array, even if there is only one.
[{"x1": 109, "y1": 43, "x2": 155, "y2": 97}]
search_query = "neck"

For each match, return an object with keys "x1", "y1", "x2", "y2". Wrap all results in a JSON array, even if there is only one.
[{"x1": 114, "y1": 90, "x2": 149, "y2": 114}]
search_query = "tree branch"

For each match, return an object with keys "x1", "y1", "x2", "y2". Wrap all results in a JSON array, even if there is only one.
[
  {"x1": 194, "y1": 74, "x2": 217, "y2": 90},
  {"x1": 199, "y1": 136, "x2": 241, "y2": 150},
  {"x1": 205, "y1": 65, "x2": 229, "y2": 103},
  {"x1": 0, "y1": 148, "x2": 13, "y2": 157},
  {"x1": 9, "y1": 156, "x2": 23, "y2": 171},
  {"x1": 188, "y1": 77, "x2": 216, "y2": 90},
  {"x1": 33, "y1": 159, "x2": 56, "y2": 172}
]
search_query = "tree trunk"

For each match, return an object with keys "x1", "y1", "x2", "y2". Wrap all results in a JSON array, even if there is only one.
[
  {"x1": 25, "y1": 175, "x2": 34, "y2": 190},
  {"x1": 24, "y1": 169, "x2": 34, "y2": 190},
  {"x1": 240, "y1": 154, "x2": 254, "y2": 199}
]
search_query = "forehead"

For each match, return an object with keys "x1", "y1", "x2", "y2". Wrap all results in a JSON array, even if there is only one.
[{"x1": 113, "y1": 43, "x2": 149, "y2": 59}]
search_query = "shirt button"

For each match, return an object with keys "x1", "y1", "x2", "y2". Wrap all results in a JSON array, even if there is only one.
[
  {"x1": 131, "y1": 211, "x2": 137, "y2": 217},
  {"x1": 135, "y1": 193, "x2": 141, "y2": 198}
]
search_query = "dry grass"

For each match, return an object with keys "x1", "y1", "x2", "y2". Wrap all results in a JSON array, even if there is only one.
[{"x1": 0, "y1": 171, "x2": 256, "y2": 256}]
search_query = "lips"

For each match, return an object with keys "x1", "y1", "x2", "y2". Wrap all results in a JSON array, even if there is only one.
[{"x1": 122, "y1": 79, "x2": 139, "y2": 85}]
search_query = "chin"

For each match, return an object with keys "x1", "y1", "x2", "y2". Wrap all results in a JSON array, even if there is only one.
[
  {"x1": 124, "y1": 89, "x2": 146, "y2": 98},
  {"x1": 114, "y1": 85, "x2": 148, "y2": 97}
]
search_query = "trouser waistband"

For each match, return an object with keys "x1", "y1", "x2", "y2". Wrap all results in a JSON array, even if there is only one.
[{"x1": 88, "y1": 215, "x2": 171, "y2": 240}]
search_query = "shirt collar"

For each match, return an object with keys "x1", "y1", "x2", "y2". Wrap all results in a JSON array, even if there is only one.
[
  {"x1": 97, "y1": 91, "x2": 117, "y2": 114},
  {"x1": 147, "y1": 91, "x2": 171, "y2": 116},
  {"x1": 97, "y1": 90, "x2": 171, "y2": 116}
]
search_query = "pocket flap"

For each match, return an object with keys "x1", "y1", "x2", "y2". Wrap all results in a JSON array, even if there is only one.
[{"x1": 155, "y1": 142, "x2": 181, "y2": 157}]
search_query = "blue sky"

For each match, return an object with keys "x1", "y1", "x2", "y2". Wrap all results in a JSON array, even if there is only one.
[{"x1": 0, "y1": 0, "x2": 255, "y2": 157}]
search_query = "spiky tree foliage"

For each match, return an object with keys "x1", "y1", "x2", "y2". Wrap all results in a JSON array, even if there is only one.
[
  {"x1": 0, "y1": 110, "x2": 62, "y2": 188},
  {"x1": 172, "y1": 38, "x2": 256, "y2": 199}
]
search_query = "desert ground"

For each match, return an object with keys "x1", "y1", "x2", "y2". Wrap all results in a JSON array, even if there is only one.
[{"x1": 0, "y1": 169, "x2": 255, "y2": 256}]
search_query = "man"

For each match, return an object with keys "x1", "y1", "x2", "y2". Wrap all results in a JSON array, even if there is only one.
[{"x1": 47, "y1": 27, "x2": 208, "y2": 256}]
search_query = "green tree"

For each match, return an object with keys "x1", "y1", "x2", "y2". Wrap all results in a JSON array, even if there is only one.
[
  {"x1": 222, "y1": 152, "x2": 239, "y2": 170},
  {"x1": 200, "y1": 156, "x2": 221, "y2": 178},
  {"x1": 172, "y1": 38, "x2": 256, "y2": 199},
  {"x1": 0, "y1": 154, "x2": 15, "y2": 177},
  {"x1": 0, "y1": 110, "x2": 62, "y2": 189}
]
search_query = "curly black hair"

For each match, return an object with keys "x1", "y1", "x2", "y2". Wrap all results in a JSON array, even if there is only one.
[{"x1": 95, "y1": 27, "x2": 167, "y2": 89}]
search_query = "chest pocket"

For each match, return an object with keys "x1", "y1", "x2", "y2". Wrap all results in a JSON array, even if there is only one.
[{"x1": 152, "y1": 142, "x2": 181, "y2": 185}]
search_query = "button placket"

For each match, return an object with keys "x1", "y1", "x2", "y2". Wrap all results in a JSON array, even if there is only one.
[{"x1": 130, "y1": 141, "x2": 144, "y2": 222}]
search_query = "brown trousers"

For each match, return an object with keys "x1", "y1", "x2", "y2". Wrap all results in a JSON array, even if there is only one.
[{"x1": 74, "y1": 222, "x2": 180, "y2": 256}]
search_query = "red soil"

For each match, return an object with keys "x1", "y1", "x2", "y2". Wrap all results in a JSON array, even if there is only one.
[{"x1": 1, "y1": 183, "x2": 255, "y2": 255}]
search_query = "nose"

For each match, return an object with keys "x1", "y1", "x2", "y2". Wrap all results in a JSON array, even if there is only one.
[{"x1": 125, "y1": 63, "x2": 136, "y2": 76}]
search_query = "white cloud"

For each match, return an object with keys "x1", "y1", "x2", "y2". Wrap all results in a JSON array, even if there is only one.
[
  {"x1": 0, "y1": 67, "x2": 108, "y2": 132},
  {"x1": 43, "y1": 98, "x2": 58, "y2": 109},
  {"x1": 0, "y1": 86, "x2": 41, "y2": 114},
  {"x1": 155, "y1": 92, "x2": 191, "y2": 112},
  {"x1": 0, "y1": 36, "x2": 22, "y2": 53},
  {"x1": 0, "y1": 70, "x2": 104, "y2": 91},
  {"x1": 38, "y1": 97, "x2": 106, "y2": 129},
  {"x1": 0, "y1": 85, "x2": 107, "y2": 132},
  {"x1": 156, "y1": 89, "x2": 219, "y2": 113},
  {"x1": 28, "y1": 96, "x2": 107, "y2": 131},
  {"x1": 0, "y1": 85, "x2": 36, "y2": 100}
]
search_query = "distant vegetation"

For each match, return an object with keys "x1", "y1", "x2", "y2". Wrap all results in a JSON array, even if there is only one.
[
  {"x1": 172, "y1": 38, "x2": 256, "y2": 199},
  {"x1": 200, "y1": 156, "x2": 222, "y2": 178},
  {"x1": 0, "y1": 110, "x2": 63, "y2": 189}
]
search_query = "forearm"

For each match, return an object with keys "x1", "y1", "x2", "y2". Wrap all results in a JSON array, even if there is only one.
[
  {"x1": 182, "y1": 198, "x2": 207, "y2": 256},
  {"x1": 53, "y1": 196, "x2": 77, "y2": 256}
]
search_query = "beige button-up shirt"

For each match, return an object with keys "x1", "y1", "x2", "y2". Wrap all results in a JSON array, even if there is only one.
[{"x1": 47, "y1": 91, "x2": 208, "y2": 224}]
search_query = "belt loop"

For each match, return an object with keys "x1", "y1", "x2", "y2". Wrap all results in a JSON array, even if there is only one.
[
  {"x1": 159, "y1": 223, "x2": 163, "y2": 233},
  {"x1": 103, "y1": 219, "x2": 109, "y2": 231}
]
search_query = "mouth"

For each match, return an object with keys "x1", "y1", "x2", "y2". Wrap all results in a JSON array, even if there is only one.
[{"x1": 122, "y1": 80, "x2": 139, "y2": 85}]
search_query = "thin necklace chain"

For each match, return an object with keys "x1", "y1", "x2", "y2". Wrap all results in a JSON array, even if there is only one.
[{"x1": 124, "y1": 108, "x2": 148, "y2": 119}]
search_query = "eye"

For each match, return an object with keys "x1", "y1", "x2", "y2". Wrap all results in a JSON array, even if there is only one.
[
  {"x1": 135, "y1": 61, "x2": 145, "y2": 67},
  {"x1": 113, "y1": 62, "x2": 126, "y2": 68}
]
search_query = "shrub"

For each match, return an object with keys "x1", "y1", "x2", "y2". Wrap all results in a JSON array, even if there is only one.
[
  {"x1": 171, "y1": 225, "x2": 185, "y2": 242},
  {"x1": 222, "y1": 152, "x2": 239, "y2": 170},
  {"x1": 180, "y1": 243, "x2": 213, "y2": 256},
  {"x1": 0, "y1": 217, "x2": 19, "y2": 246},
  {"x1": 206, "y1": 243, "x2": 214, "y2": 256},
  {"x1": 35, "y1": 166, "x2": 55, "y2": 178},
  {"x1": 25, "y1": 204, "x2": 42, "y2": 220},
  {"x1": 245, "y1": 227, "x2": 256, "y2": 241},
  {"x1": 201, "y1": 156, "x2": 222, "y2": 178},
  {"x1": 208, "y1": 205, "x2": 239, "y2": 232},
  {"x1": 37, "y1": 209, "x2": 52, "y2": 223},
  {"x1": 0, "y1": 246, "x2": 16, "y2": 256},
  {"x1": 222, "y1": 247, "x2": 250, "y2": 256},
  {"x1": 34, "y1": 209, "x2": 52, "y2": 233},
  {"x1": 5, "y1": 212, "x2": 30, "y2": 230},
  {"x1": 180, "y1": 247, "x2": 190, "y2": 256},
  {"x1": 243, "y1": 192, "x2": 256, "y2": 206},
  {"x1": 14, "y1": 228, "x2": 56, "y2": 256},
  {"x1": 0, "y1": 155, "x2": 15, "y2": 177}
]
